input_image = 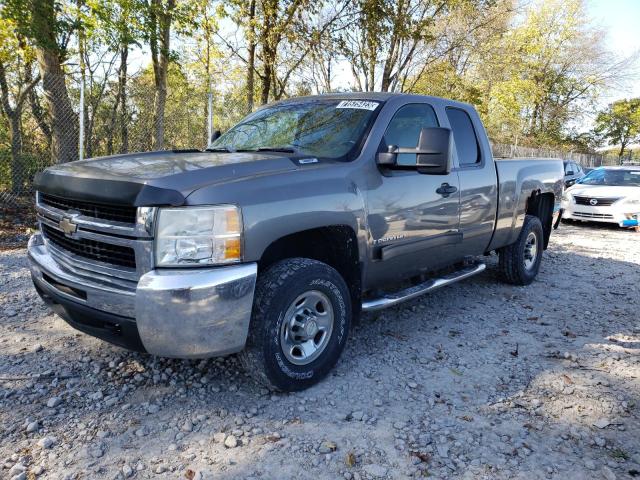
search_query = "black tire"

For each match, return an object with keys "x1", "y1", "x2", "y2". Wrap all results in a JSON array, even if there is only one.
[
  {"x1": 498, "y1": 215, "x2": 544, "y2": 286},
  {"x1": 240, "y1": 258, "x2": 351, "y2": 391}
]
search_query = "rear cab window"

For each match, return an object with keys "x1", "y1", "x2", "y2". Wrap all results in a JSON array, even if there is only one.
[{"x1": 446, "y1": 107, "x2": 481, "y2": 167}]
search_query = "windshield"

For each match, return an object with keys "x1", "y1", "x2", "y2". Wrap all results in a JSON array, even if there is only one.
[
  {"x1": 208, "y1": 99, "x2": 381, "y2": 160},
  {"x1": 578, "y1": 168, "x2": 640, "y2": 187}
]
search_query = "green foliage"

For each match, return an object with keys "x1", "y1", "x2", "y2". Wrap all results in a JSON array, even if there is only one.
[
  {"x1": 594, "y1": 98, "x2": 640, "y2": 158},
  {"x1": 0, "y1": 0, "x2": 636, "y2": 196}
]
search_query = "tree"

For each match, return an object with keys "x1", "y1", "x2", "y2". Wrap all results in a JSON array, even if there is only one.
[
  {"x1": 594, "y1": 98, "x2": 640, "y2": 161},
  {"x1": 0, "y1": 21, "x2": 41, "y2": 192},
  {"x1": 338, "y1": 0, "x2": 462, "y2": 92},
  {"x1": 4, "y1": 0, "x2": 79, "y2": 163},
  {"x1": 145, "y1": 0, "x2": 176, "y2": 150}
]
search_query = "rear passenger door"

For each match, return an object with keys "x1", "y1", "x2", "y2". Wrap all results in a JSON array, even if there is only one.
[{"x1": 447, "y1": 106, "x2": 498, "y2": 257}]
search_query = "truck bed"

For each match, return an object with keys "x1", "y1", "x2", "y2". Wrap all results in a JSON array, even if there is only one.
[{"x1": 489, "y1": 157, "x2": 565, "y2": 251}]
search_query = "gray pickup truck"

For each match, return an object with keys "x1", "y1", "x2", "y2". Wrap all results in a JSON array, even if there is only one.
[{"x1": 28, "y1": 93, "x2": 564, "y2": 391}]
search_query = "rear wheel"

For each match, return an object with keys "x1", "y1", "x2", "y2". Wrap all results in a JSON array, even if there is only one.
[
  {"x1": 240, "y1": 258, "x2": 351, "y2": 391},
  {"x1": 498, "y1": 215, "x2": 544, "y2": 286}
]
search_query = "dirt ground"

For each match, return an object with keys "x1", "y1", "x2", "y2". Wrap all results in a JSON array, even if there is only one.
[{"x1": 1, "y1": 221, "x2": 639, "y2": 480}]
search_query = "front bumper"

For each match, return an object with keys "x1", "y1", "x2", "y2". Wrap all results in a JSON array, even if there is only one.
[
  {"x1": 28, "y1": 234, "x2": 258, "y2": 358},
  {"x1": 561, "y1": 200, "x2": 639, "y2": 226}
]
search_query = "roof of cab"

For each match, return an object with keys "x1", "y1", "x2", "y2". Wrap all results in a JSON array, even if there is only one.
[{"x1": 264, "y1": 92, "x2": 474, "y2": 110}]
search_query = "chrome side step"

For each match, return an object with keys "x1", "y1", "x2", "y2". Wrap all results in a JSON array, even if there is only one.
[{"x1": 361, "y1": 262, "x2": 486, "y2": 312}]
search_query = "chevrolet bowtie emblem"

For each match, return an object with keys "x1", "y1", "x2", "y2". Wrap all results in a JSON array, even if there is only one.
[{"x1": 59, "y1": 217, "x2": 78, "y2": 235}]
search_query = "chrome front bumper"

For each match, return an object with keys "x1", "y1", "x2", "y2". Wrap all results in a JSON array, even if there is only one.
[{"x1": 28, "y1": 234, "x2": 258, "y2": 358}]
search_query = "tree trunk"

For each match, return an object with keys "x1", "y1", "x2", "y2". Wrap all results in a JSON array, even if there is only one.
[
  {"x1": 107, "y1": 84, "x2": 121, "y2": 155},
  {"x1": 32, "y1": 0, "x2": 78, "y2": 164},
  {"x1": 618, "y1": 142, "x2": 626, "y2": 162},
  {"x1": 9, "y1": 113, "x2": 24, "y2": 194},
  {"x1": 29, "y1": 88, "x2": 52, "y2": 148},
  {"x1": 150, "y1": 0, "x2": 175, "y2": 151},
  {"x1": 107, "y1": 46, "x2": 129, "y2": 155},
  {"x1": 0, "y1": 60, "x2": 32, "y2": 194}
]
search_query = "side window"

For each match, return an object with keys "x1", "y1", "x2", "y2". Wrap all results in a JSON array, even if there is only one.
[
  {"x1": 446, "y1": 107, "x2": 480, "y2": 166},
  {"x1": 381, "y1": 104, "x2": 438, "y2": 166}
]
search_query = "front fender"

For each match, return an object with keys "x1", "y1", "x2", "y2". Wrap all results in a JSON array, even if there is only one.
[{"x1": 185, "y1": 163, "x2": 370, "y2": 266}]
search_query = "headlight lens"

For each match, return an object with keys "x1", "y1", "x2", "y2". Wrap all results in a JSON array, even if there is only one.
[
  {"x1": 623, "y1": 198, "x2": 640, "y2": 205},
  {"x1": 562, "y1": 192, "x2": 572, "y2": 202},
  {"x1": 155, "y1": 205, "x2": 241, "y2": 267}
]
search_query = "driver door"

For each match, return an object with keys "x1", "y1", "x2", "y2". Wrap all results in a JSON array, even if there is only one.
[{"x1": 365, "y1": 103, "x2": 461, "y2": 287}]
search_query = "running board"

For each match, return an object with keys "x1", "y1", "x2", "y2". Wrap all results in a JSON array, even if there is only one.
[{"x1": 361, "y1": 262, "x2": 486, "y2": 312}]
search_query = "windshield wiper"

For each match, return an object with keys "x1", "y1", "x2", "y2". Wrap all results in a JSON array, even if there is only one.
[
  {"x1": 256, "y1": 145, "x2": 302, "y2": 154},
  {"x1": 205, "y1": 145, "x2": 236, "y2": 153}
]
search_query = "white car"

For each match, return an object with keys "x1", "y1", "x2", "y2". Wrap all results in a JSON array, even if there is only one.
[{"x1": 561, "y1": 166, "x2": 640, "y2": 227}]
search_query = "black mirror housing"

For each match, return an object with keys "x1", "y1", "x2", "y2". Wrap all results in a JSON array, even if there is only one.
[
  {"x1": 376, "y1": 127, "x2": 452, "y2": 174},
  {"x1": 415, "y1": 127, "x2": 452, "y2": 175}
]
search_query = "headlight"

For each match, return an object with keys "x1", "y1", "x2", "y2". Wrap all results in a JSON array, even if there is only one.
[
  {"x1": 155, "y1": 205, "x2": 242, "y2": 267},
  {"x1": 623, "y1": 198, "x2": 640, "y2": 205},
  {"x1": 562, "y1": 192, "x2": 572, "y2": 202}
]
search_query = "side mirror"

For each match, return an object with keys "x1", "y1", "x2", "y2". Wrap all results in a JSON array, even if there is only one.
[
  {"x1": 376, "y1": 127, "x2": 452, "y2": 175},
  {"x1": 415, "y1": 127, "x2": 452, "y2": 174},
  {"x1": 210, "y1": 129, "x2": 221, "y2": 143}
]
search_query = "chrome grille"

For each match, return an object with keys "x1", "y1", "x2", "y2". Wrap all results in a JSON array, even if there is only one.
[
  {"x1": 42, "y1": 224, "x2": 136, "y2": 268},
  {"x1": 572, "y1": 212, "x2": 614, "y2": 219},
  {"x1": 573, "y1": 196, "x2": 619, "y2": 206},
  {"x1": 39, "y1": 192, "x2": 137, "y2": 224},
  {"x1": 35, "y1": 192, "x2": 154, "y2": 290}
]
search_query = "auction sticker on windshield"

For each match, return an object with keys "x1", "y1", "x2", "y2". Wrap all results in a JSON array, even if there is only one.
[{"x1": 336, "y1": 100, "x2": 380, "y2": 110}]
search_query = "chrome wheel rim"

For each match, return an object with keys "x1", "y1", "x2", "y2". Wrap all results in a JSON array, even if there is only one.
[
  {"x1": 523, "y1": 232, "x2": 538, "y2": 270},
  {"x1": 280, "y1": 290, "x2": 334, "y2": 366}
]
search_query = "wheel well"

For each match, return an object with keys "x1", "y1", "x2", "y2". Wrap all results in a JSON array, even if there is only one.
[
  {"x1": 259, "y1": 226, "x2": 362, "y2": 319},
  {"x1": 525, "y1": 191, "x2": 554, "y2": 249}
]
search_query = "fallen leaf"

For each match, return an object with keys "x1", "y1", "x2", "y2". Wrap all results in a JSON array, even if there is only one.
[
  {"x1": 185, "y1": 469, "x2": 196, "y2": 480},
  {"x1": 561, "y1": 374, "x2": 574, "y2": 384},
  {"x1": 321, "y1": 440, "x2": 337, "y2": 452},
  {"x1": 449, "y1": 368, "x2": 463, "y2": 376},
  {"x1": 345, "y1": 452, "x2": 356, "y2": 467},
  {"x1": 411, "y1": 451, "x2": 431, "y2": 463},
  {"x1": 458, "y1": 415, "x2": 474, "y2": 422},
  {"x1": 562, "y1": 330, "x2": 577, "y2": 338}
]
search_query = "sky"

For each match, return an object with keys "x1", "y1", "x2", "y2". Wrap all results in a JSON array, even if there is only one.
[{"x1": 587, "y1": 0, "x2": 640, "y2": 101}]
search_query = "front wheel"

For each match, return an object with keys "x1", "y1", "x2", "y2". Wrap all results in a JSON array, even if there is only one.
[
  {"x1": 498, "y1": 215, "x2": 544, "y2": 286},
  {"x1": 240, "y1": 258, "x2": 351, "y2": 391}
]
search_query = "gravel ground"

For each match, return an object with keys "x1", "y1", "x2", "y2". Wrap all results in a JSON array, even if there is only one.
[{"x1": 1, "y1": 222, "x2": 639, "y2": 480}]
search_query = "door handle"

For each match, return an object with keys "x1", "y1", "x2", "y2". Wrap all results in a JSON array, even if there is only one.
[{"x1": 436, "y1": 183, "x2": 457, "y2": 197}]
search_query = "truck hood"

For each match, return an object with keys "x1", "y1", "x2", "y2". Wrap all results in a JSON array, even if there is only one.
[
  {"x1": 34, "y1": 150, "x2": 299, "y2": 206},
  {"x1": 567, "y1": 184, "x2": 640, "y2": 199}
]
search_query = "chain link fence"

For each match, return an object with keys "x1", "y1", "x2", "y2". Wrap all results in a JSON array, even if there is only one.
[
  {"x1": 0, "y1": 73, "x2": 627, "y2": 209},
  {"x1": 0, "y1": 71, "x2": 250, "y2": 209},
  {"x1": 490, "y1": 143, "x2": 621, "y2": 167}
]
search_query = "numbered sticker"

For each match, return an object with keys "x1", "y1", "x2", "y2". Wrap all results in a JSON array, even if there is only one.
[{"x1": 336, "y1": 100, "x2": 380, "y2": 111}]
